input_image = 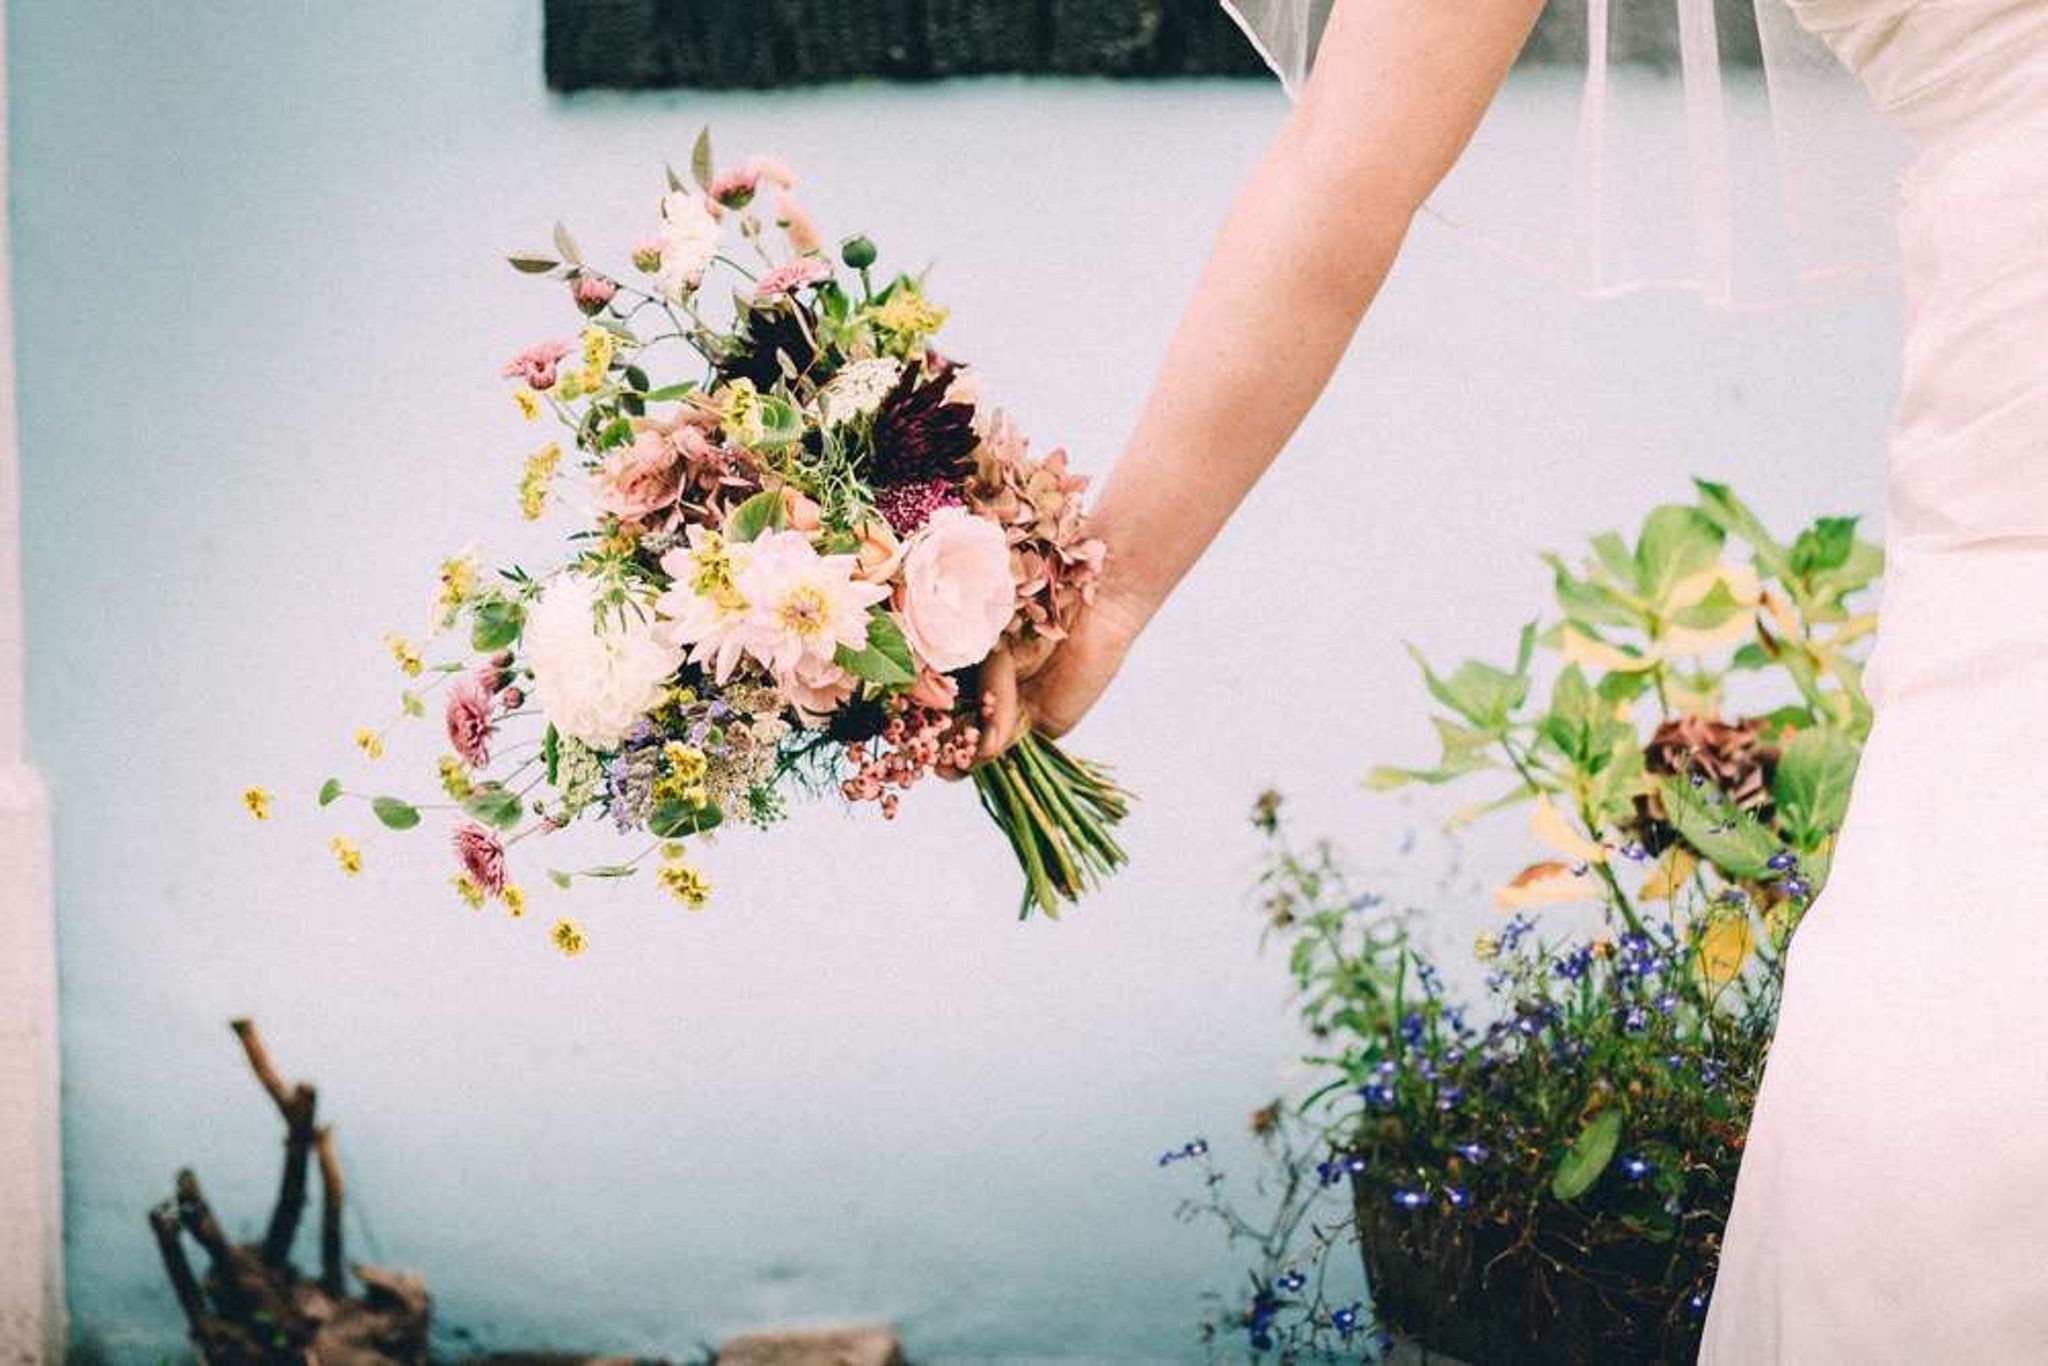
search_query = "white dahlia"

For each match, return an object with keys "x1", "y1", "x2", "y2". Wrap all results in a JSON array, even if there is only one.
[{"x1": 523, "y1": 574, "x2": 683, "y2": 749}]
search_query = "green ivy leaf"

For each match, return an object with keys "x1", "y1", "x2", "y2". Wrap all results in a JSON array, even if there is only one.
[
  {"x1": 371, "y1": 797, "x2": 421, "y2": 831},
  {"x1": 725, "y1": 489, "x2": 786, "y2": 543},
  {"x1": 1553, "y1": 1107, "x2": 1624, "y2": 1201},
  {"x1": 463, "y1": 786, "x2": 524, "y2": 831},
  {"x1": 471, "y1": 599, "x2": 524, "y2": 652},
  {"x1": 834, "y1": 611, "x2": 917, "y2": 687},
  {"x1": 317, "y1": 778, "x2": 342, "y2": 807}
]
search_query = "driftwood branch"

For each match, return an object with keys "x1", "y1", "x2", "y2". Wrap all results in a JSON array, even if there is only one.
[
  {"x1": 263, "y1": 1083, "x2": 318, "y2": 1267},
  {"x1": 315, "y1": 1125, "x2": 347, "y2": 1298},
  {"x1": 149, "y1": 1200, "x2": 212, "y2": 1335}
]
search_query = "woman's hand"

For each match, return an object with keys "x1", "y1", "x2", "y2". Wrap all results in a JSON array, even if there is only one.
[{"x1": 976, "y1": 586, "x2": 1150, "y2": 760}]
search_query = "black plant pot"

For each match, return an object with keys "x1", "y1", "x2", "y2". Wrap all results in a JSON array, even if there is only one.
[{"x1": 1356, "y1": 1186, "x2": 1704, "y2": 1365}]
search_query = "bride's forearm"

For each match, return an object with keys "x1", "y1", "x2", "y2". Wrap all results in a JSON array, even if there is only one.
[
  {"x1": 1087, "y1": 117, "x2": 1411, "y2": 624},
  {"x1": 1083, "y1": 0, "x2": 1543, "y2": 631}
]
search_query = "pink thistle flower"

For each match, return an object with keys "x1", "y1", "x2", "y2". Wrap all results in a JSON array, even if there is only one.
[
  {"x1": 572, "y1": 274, "x2": 618, "y2": 315},
  {"x1": 751, "y1": 257, "x2": 830, "y2": 301},
  {"x1": 500, "y1": 338, "x2": 572, "y2": 391},
  {"x1": 452, "y1": 822, "x2": 506, "y2": 896},
  {"x1": 875, "y1": 477, "x2": 963, "y2": 536},
  {"x1": 444, "y1": 671, "x2": 496, "y2": 768}
]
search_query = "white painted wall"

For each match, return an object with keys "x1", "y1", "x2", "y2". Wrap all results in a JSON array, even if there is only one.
[
  {"x1": 0, "y1": 0, "x2": 66, "y2": 1356},
  {"x1": 12, "y1": 2, "x2": 1898, "y2": 1360}
]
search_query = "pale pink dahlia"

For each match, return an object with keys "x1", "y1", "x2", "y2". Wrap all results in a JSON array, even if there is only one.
[
  {"x1": 444, "y1": 671, "x2": 496, "y2": 767},
  {"x1": 452, "y1": 822, "x2": 505, "y2": 895},
  {"x1": 751, "y1": 257, "x2": 830, "y2": 301}
]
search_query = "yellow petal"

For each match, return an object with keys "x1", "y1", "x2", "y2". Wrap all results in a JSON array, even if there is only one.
[
  {"x1": 1493, "y1": 860, "x2": 1603, "y2": 910},
  {"x1": 1697, "y1": 914, "x2": 1755, "y2": 987},
  {"x1": 1638, "y1": 847, "x2": 1699, "y2": 902},
  {"x1": 1562, "y1": 626, "x2": 1658, "y2": 674},
  {"x1": 1530, "y1": 794, "x2": 1608, "y2": 864}
]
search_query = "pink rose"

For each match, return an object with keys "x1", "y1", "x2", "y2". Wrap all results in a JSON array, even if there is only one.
[
  {"x1": 592, "y1": 430, "x2": 683, "y2": 523},
  {"x1": 899, "y1": 507, "x2": 1016, "y2": 673},
  {"x1": 778, "y1": 656, "x2": 854, "y2": 723}
]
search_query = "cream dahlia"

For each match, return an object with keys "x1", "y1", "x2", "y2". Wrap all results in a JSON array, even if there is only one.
[{"x1": 523, "y1": 575, "x2": 683, "y2": 748}]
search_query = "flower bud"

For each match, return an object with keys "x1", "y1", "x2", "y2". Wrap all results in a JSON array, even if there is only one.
[
  {"x1": 572, "y1": 273, "x2": 618, "y2": 315},
  {"x1": 630, "y1": 238, "x2": 665, "y2": 274},
  {"x1": 840, "y1": 234, "x2": 878, "y2": 270},
  {"x1": 500, "y1": 687, "x2": 525, "y2": 711}
]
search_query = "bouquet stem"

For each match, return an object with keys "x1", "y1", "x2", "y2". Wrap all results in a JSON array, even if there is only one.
[{"x1": 972, "y1": 732, "x2": 1131, "y2": 919}]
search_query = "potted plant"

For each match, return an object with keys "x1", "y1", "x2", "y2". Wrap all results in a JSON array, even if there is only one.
[{"x1": 1171, "y1": 482, "x2": 1881, "y2": 1362}]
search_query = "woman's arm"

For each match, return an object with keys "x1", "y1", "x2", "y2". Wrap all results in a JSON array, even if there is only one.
[{"x1": 997, "y1": 0, "x2": 1545, "y2": 748}]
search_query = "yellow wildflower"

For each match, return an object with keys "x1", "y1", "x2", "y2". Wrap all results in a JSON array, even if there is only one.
[
  {"x1": 513, "y1": 387, "x2": 542, "y2": 421},
  {"x1": 437, "y1": 754, "x2": 474, "y2": 801},
  {"x1": 330, "y1": 837, "x2": 363, "y2": 876},
  {"x1": 652, "y1": 743, "x2": 711, "y2": 806},
  {"x1": 451, "y1": 873, "x2": 487, "y2": 909},
  {"x1": 1474, "y1": 932, "x2": 1501, "y2": 961},
  {"x1": 243, "y1": 787, "x2": 274, "y2": 821},
  {"x1": 519, "y1": 442, "x2": 562, "y2": 521},
  {"x1": 718, "y1": 378, "x2": 764, "y2": 445},
  {"x1": 580, "y1": 326, "x2": 614, "y2": 389},
  {"x1": 657, "y1": 855, "x2": 712, "y2": 910},
  {"x1": 550, "y1": 917, "x2": 588, "y2": 957},
  {"x1": 873, "y1": 289, "x2": 947, "y2": 339},
  {"x1": 382, "y1": 632, "x2": 424, "y2": 677},
  {"x1": 353, "y1": 727, "x2": 386, "y2": 761},
  {"x1": 437, "y1": 550, "x2": 479, "y2": 622},
  {"x1": 501, "y1": 884, "x2": 527, "y2": 918}
]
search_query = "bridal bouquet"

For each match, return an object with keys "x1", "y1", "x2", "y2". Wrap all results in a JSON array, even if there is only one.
[{"x1": 298, "y1": 134, "x2": 1126, "y2": 939}]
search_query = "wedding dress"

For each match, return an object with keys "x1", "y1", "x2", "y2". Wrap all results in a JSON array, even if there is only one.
[
  {"x1": 1225, "y1": 0, "x2": 2048, "y2": 1356},
  {"x1": 1700, "y1": 0, "x2": 2048, "y2": 1358}
]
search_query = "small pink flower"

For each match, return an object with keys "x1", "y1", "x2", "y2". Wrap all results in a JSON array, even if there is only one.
[
  {"x1": 500, "y1": 339, "x2": 572, "y2": 391},
  {"x1": 452, "y1": 822, "x2": 506, "y2": 895},
  {"x1": 752, "y1": 257, "x2": 830, "y2": 300},
  {"x1": 709, "y1": 166, "x2": 760, "y2": 208},
  {"x1": 445, "y1": 672, "x2": 496, "y2": 768},
  {"x1": 591, "y1": 429, "x2": 684, "y2": 524},
  {"x1": 572, "y1": 274, "x2": 618, "y2": 314}
]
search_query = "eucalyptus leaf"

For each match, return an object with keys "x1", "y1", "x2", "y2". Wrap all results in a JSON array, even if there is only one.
[
  {"x1": 690, "y1": 127, "x2": 714, "y2": 191},
  {"x1": 507, "y1": 254, "x2": 558, "y2": 275},
  {"x1": 371, "y1": 796, "x2": 421, "y2": 831},
  {"x1": 649, "y1": 800, "x2": 722, "y2": 839},
  {"x1": 463, "y1": 786, "x2": 524, "y2": 831},
  {"x1": 317, "y1": 778, "x2": 342, "y2": 807},
  {"x1": 470, "y1": 599, "x2": 524, "y2": 652},
  {"x1": 551, "y1": 221, "x2": 582, "y2": 265}
]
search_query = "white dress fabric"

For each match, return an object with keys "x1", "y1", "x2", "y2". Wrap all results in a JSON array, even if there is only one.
[{"x1": 1703, "y1": 0, "x2": 2048, "y2": 1358}]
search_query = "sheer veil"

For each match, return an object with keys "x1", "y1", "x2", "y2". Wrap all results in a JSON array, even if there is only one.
[{"x1": 1218, "y1": 0, "x2": 1904, "y2": 307}]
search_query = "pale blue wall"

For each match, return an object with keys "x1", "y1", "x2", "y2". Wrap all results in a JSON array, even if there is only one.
[{"x1": 12, "y1": 2, "x2": 1897, "y2": 1360}]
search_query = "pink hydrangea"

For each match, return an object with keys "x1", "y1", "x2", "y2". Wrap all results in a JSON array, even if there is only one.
[
  {"x1": 444, "y1": 671, "x2": 496, "y2": 767},
  {"x1": 452, "y1": 822, "x2": 505, "y2": 895},
  {"x1": 500, "y1": 338, "x2": 572, "y2": 391},
  {"x1": 751, "y1": 257, "x2": 830, "y2": 301}
]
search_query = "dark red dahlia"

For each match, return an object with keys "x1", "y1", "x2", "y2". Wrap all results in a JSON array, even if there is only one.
[
  {"x1": 716, "y1": 300, "x2": 818, "y2": 391},
  {"x1": 867, "y1": 360, "x2": 977, "y2": 488}
]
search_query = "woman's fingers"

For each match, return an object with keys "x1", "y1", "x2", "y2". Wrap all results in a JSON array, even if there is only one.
[{"x1": 976, "y1": 646, "x2": 1025, "y2": 762}]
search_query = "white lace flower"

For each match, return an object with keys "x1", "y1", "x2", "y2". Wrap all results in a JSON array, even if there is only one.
[
  {"x1": 524, "y1": 575, "x2": 682, "y2": 749},
  {"x1": 818, "y1": 357, "x2": 903, "y2": 427}
]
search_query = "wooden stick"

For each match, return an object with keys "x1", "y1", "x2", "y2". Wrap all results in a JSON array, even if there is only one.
[
  {"x1": 314, "y1": 1125, "x2": 346, "y2": 1297},
  {"x1": 148, "y1": 1201, "x2": 212, "y2": 1333},
  {"x1": 174, "y1": 1169, "x2": 238, "y2": 1268},
  {"x1": 230, "y1": 1018, "x2": 293, "y2": 1114},
  {"x1": 261, "y1": 1083, "x2": 318, "y2": 1268}
]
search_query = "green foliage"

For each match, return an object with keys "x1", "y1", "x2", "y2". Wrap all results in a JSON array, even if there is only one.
[{"x1": 371, "y1": 796, "x2": 421, "y2": 831}]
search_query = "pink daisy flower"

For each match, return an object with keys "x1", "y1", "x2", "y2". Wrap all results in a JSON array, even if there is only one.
[
  {"x1": 444, "y1": 671, "x2": 496, "y2": 768},
  {"x1": 500, "y1": 338, "x2": 572, "y2": 391},
  {"x1": 452, "y1": 823, "x2": 506, "y2": 896},
  {"x1": 751, "y1": 257, "x2": 830, "y2": 301}
]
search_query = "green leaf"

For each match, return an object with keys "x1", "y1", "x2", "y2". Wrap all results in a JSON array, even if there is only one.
[
  {"x1": 644, "y1": 381, "x2": 699, "y2": 402},
  {"x1": 547, "y1": 869, "x2": 574, "y2": 890},
  {"x1": 1635, "y1": 504, "x2": 1725, "y2": 602},
  {"x1": 649, "y1": 799, "x2": 722, "y2": 839},
  {"x1": 463, "y1": 786, "x2": 524, "y2": 831},
  {"x1": 664, "y1": 163, "x2": 685, "y2": 193},
  {"x1": 1553, "y1": 1107, "x2": 1624, "y2": 1201},
  {"x1": 551, "y1": 221, "x2": 582, "y2": 265},
  {"x1": 690, "y1": 126, "x2": 714, "y2": 192},
  {"x1": 1693, "y1": 479, "x2": 1793, "y2": 584},
  {"x1": 1772, "y1": 728, "x2": 1861, "y2": 850},
  {"x1": 752, "y1": 393, "x2": 805, "y2": 447},
  {"x1": 1545, "y1": 553, "x2": 1641, "y2": 629},
  {"x1": 317, "y1": 778, "x2": 342, "y2": 807},
  {"x1": 507, "y1": 254, "x2": 558, "y2": 275},
  {"x1": 581, "y1": 864, "x2": 642, "y2": 879},
  {"x1": 371, "y1": 796, "x2": 421, "y2": 831},
  {"x1": 1657, "y1": 774, "x2": 1779, "y2": 880},
  {"x1": 725, "y1": 488, "x2": 786, "y2": 543},
  {"x1": 1730, "y1": 641, "x2": 1774, "y2": 671},
  {"x1": 541, "y1": 725, "x2": 560, "y2": 787},
  {"x1": 834, "y1": 611, "x2": 917, "y2": 687},
  {"x1": 1790, "y1": 516, "x2": 1859, "y2": 577},
  {"x1": 1667, "y1": 578, "x2": 1745, "y2": 632},
  {"x1": 1406, "y1": 643, "x2": 1529, "y2": 733},
  {"x1": 470, "y1": 599, "x2": 524, "y2": 652}
]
